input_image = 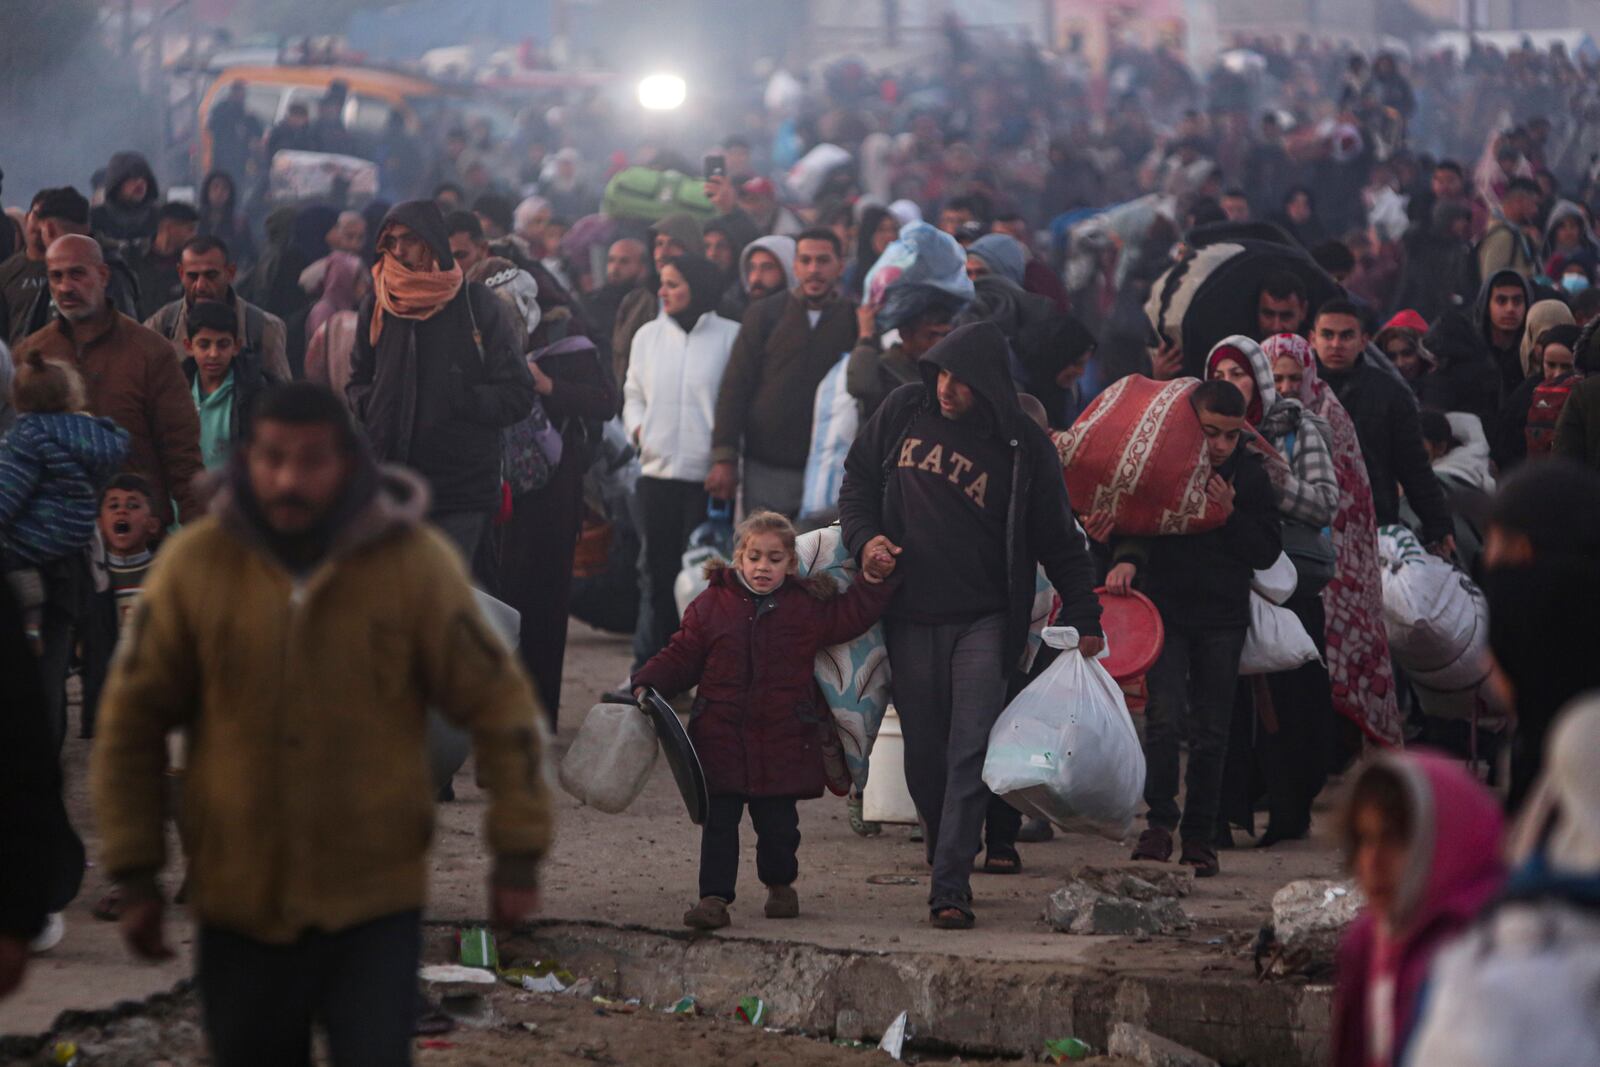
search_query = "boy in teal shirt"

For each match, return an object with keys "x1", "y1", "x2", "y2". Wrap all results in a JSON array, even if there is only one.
[{"x1": 182, "y1": 300, "x2": 272, "y2": 469}]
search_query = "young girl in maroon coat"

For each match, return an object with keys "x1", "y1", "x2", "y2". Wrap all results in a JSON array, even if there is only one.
[{"x1": 633, "y1": 511, "x2": 898, "y2": 930}]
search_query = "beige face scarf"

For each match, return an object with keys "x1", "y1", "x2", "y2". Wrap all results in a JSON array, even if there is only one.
[{"x1": 368, "y1": 246, "x2": 463, "y2": 344}]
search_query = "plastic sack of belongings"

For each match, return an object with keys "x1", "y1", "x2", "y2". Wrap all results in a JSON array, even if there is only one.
[
  {"x1": 1055, "y1": 375, "x2": 1227, "y2": 537},
  {"x1": 863, "y1": 221, "x2": 974, "y2": 333},
  {"x1": 672, "y1": 500, "x2": 734, "y2": 618},
  {"x1": 269, "y1": 150, "x2": 378, "y2": 204},
  {"x1": 983, "y1": 626, "x2": 1145, "y2": 837},
  {"x1": 1377, "y1": 524, "x2": 1500, "y2": 720},
  {"x1": 795, "y1": 525, "x2": 891, "y2": 790}
]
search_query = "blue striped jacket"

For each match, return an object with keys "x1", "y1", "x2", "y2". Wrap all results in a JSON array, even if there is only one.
[{"x1": 0, "y1": 412, "x2": 130, "y2": 564}]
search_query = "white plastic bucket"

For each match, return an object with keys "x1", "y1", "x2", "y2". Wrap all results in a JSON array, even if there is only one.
[{"x1": 862, "y1": 706, "x2": 920, "y2": 824}]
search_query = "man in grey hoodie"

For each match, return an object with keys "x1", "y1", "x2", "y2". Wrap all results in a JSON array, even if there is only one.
[{"x1": 719, "y1": 234, "x2": 794, "y2": 323}]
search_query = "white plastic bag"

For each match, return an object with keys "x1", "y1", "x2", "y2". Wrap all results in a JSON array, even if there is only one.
[
  {"x1": 1239, "y1": 592, "x2": 1321, "y2": 675},
  {"x1": 1377, "y1": 524, "x2": 1492, "y2": 699},
  {"x1": 672, "y1": 544, "x2": 723, "y2": 619},
  {"x1": 558, "y1": 702, "x2": 660, "y2": 813},
  {"x1": 982, "y1": 627, "x2": 1145, "y2": 837},
  {"x1": 799, "y1": 353, "x2": 858, "y2": 523},
  {"x1": 1251, "y1": 551, "x2": 1299, "y2": 606}
]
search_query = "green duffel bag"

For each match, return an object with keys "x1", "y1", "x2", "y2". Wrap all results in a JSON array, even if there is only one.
[{"x1": 601, "y1": 167, "x2": 714, "y2": 223}]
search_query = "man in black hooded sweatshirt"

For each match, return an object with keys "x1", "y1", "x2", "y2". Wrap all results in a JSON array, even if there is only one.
[
  {"x1": 839, "y1": 320, "x2": 1102, "y2": 929},
  {"x1": 1476, "y1": 268, "x2": 1534, "y2": 398},
  {"x1": 90, "y1": 152, "x2": 162, "y2": 248},
  {"x1": 347, "y1": 200, "x2": 535, "y2": 578}
]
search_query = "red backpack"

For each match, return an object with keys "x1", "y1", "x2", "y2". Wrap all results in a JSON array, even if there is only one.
[{"x1": 1525, "y1": 372, "x2": 1583, "y2": 457}]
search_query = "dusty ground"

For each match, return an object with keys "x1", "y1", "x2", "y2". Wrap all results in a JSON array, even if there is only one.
[
  {"x1": 2, "y1": 972, "x2": 1147, "y2": 1066},
  {"x1": 1, "y1": 621, "x2": 1342, "y2": 1062}
]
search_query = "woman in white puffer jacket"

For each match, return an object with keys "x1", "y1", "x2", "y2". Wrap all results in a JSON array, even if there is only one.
[{"x1": 623, "y1": 253, "x2": 741, "y2": 665}]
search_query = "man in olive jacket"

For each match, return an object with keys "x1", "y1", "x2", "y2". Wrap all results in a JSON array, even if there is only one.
[{"x1": 92, "y1": 383, "x2": 551, "y2": 1066}]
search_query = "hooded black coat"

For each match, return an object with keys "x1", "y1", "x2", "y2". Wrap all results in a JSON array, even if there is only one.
[
  {"x1": 90, "y1": 152, "x2": 161, "y2": 246},
  {"x1": 839, "y1": 320, "x2": 1102, "y2": 670},
  {"x1": 1394, "y1": 203, "x2": 1480, "y2": 321},
  {"x1": 1320, "y1": 349, "x2": 1453, "y2": 542},
  {"x1": 1475, "y1": 268, "x2": 1537, "y2": 397},
  {"x1": 347, "y1": 200, "x2": 536, "y2": 515},
  {"x1": 1420, "y1": 309, "x2": 1502, "y2": 429}
]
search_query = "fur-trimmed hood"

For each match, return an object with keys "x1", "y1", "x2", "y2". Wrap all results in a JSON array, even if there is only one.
[
  {"x1": 703, "y1": 556, "x2": 842, "y2": 601},
  {"x1": 205, "y1": 461, "x2": 431, "y2": 574}
]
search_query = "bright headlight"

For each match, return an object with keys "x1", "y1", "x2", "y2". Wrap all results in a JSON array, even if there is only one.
[{"x1": 638, "y1": 73, "x2": 687, "y2": 111}]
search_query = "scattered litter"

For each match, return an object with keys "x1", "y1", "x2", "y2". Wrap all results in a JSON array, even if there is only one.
[
  {"x1": 734, "y1": 996, "x2": 767, "y2": 1026},
  {"x1": 878, "y1": 1010, "x2": 909, "y2": 1059},
  {"x1": 833, "y1": 1038, "x2": 873, "y2": 1050},
  {"x1": 499, "y1": 959, "x2": 577, "y2": 993},
  {"x1": 519, "y1": 1022, "x2": 540, "y2": 1033},
  {"x1": 1044, "y1": 1036, "x2": 1092, "y2": 1062},
  {"x1": 667, "y1": 996, "x2": 699, "y2": 1015},
  {"x1": 866, "y1": 874, "x2": 921, "y2": 886},
  {"x1": 418, "y1": 1039, "x2": 457, "y2": 1050},
  {"x1": 419, "y1": 964, "x2": 498, "y2": 985},
  {"x1": 458, "y1": 927, "x2": 499, "y2": 969},
  {"x1": 51, "y1": 1043, "x2": 80, "y2": 1066}
]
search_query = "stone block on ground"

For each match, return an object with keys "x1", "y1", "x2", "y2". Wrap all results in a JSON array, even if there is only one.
[
  {"x1": 1044, "y1": 865, "x2": 1193, "y2": 936},
  {"x1": 1075, "y1": 864, "x2": 1194, "y2": 899},
  {"x1": 1270, "y1": 879, "x2": 1364, "y2": 958},
  {"x1": 1106, "y1": 1021, "x2": 1220, "y2": 1067}
]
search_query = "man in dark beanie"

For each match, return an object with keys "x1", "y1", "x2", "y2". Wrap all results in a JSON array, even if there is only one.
[{"x1": 346, "y1": 200, "x2": 535, "y2": 577}]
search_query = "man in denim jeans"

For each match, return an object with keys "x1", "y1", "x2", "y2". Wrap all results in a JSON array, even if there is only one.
[{"x1": 1105, "y1": 380, "x2": 1281, "y2": 878}]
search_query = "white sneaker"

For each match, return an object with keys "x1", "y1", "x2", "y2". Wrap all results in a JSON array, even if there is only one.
[{"x1": 30, "y1": 912, "x2": 64, "y2": 954}]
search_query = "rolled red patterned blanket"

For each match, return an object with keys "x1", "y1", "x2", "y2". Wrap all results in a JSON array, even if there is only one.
[{"x1": 1054, "y1": 374, "x2": 1227, "y2": 536}]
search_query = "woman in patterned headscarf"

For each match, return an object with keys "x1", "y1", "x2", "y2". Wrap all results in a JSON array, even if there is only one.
[{"x1": 1260, "y1": 332, "x2": 1402, "y2": 751}]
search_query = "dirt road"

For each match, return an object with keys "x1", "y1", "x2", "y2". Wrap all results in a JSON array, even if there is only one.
[{"x1": 2, "y1": 621, "x2": 1340, "y2": 1063}]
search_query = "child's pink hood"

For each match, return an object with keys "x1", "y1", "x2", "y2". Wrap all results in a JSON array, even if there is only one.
[{"x1": 1390, "y1": 750, "x2": 1505, "y2": 934}]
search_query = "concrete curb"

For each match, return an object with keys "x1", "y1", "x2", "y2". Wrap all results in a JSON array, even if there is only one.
[{"x1": 493, "y1": 918, "x2": 1333, "y2": 1065}]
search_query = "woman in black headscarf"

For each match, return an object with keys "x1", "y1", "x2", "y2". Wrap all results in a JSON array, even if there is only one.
[
  {"x1": 1272, "y1": 186, "x2": 1328, "y2": 249},
  {"x1": 237, "y1": 206, "x2": 309, "y2": 321},
  {"x1": 846, "y1": 205, "x2": 899, "y2": 297},
  {"x1": 198, "y1": 170, "x2": 257, "y2": 269}
]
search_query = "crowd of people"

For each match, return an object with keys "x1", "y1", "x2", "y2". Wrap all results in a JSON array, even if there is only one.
[{"x1": 1, "y1": 21, "x2": 1600, "y2": 1067}]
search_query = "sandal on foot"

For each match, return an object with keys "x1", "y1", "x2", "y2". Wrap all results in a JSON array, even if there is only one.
[
  {"x1": 683, "y1": 896, "x2": 731, "y2": 930},
  {"x1": 929, "y1": 905, "x2": 975, "y2": 930},
  {"x1": 1131, "y1": 826, "x2": 1174, "y2": 863},
  {"x1": 764, "y1": 885, "x2": 799, "y2": 919},
  {"x1": 847, "y1": 794, "x2": 882, "y2": 837},
  {"x1": 980, "y1": 846, "x2": 1022, "y2": 875},
  {"x1": 1180, "y1": 841, "x2": 1220, "y2": 878}
]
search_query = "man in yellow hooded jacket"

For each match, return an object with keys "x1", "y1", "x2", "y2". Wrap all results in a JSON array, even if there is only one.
[{"x1": 91, "y1": 381, "x2": 551, "y2": 1067}]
